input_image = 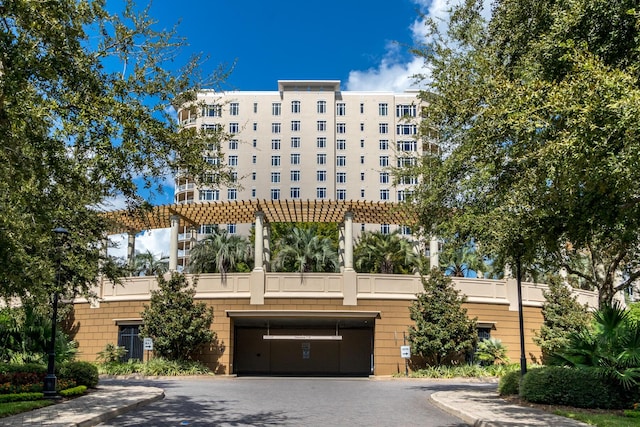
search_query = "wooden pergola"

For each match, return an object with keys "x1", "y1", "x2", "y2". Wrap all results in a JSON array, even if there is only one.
[{"x1": 103, "y1": 199, "x2": 417, "y2": 234}]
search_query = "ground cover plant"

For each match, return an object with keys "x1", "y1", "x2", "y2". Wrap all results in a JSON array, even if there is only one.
[{"x1": 97, "y1": 356, "x2": 211, "y2": 376}]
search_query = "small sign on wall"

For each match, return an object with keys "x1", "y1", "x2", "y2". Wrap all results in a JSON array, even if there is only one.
[
  {"x1": 302, "y1": 342, "x2": 310, "y2": 359},
  {"x1": 400, "y1": 345, "x2": 411, "y2": 359}
]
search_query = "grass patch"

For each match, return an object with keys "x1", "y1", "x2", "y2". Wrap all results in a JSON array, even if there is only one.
[
  {"x1": 554, "y1": 408, "x2": 640, "y2": 427},
  {"x1": 0, "y1": 400, "x2": 52, "y2": 418}
]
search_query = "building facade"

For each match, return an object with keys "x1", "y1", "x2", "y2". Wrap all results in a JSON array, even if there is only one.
[{"x1": 174, "y1": 80, "x2": 423, "y2": 269}]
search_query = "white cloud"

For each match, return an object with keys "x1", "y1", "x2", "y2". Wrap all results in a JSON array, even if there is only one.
[{"x1": 108, "y1": 228, "x2": 171, "y2": 260}]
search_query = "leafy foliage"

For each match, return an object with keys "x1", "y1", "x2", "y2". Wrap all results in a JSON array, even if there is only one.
[
  {"x1": 0, "y1": 0, "x2": 233, "y2": 301},
  {"x1": 354, "y1": 230, "x2": 419, "y2": 274},
  {"x1": 96, "y1": 343, "x2": 128, "y2": 364},
  {"x1": 97, "y1": 358, "x2": 211, "y2": 376},
  {"x1": 132, "y1": 250, "x2": 169, "y2": 276},
  {"x1": 271, "y1": 226, "x2": 339, "y2": 273},
  {"x1": 408, "y1": 269, "x2": 478, "y2": 365},
  {"x1": 57, "y1": 361, "x2": 99, "y2": 388},
  {"x1": 59, "y1": 385, "x2": 87, "y2": 397},
  {"x1": 475, "y1": 338, "x2": 510, "y2": 366},
  {"x1": 497, "y1": 370, "x2": 521, "y2": 396},
  {"x1": 140, "y1": 273, "x2": 215, "y2": 361},
  {"x1": 552, "y1": 303, "x2": 640, "y2": 390},
  {"x1": 411, "y1": 0, "x2": 640, "y2": 307},
  {"x1": 409, "y1": 363, "x2": 518, "y2": 378},
  {"x1": 439, "y1": 240, "x2": 486, "y2": 278},
  {"x1": 188, "y1": 229, "x2": 252, "y2": 276},
  {"x1": 533, "y1": 279, "x2": 591, "y2": 364}
]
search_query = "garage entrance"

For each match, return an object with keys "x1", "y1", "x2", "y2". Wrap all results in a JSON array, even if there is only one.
[{"x1": 230, "y1": 311, "x2": 378, "y2": 376}]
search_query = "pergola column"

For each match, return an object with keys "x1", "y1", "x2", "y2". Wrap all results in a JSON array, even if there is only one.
[
  {"x1": 338, "y1": 223, "x2": 345, "y2": 271},
  {"x1": 169, "y1": 215, "x2": 180, "y2": 271},
  {"x1": 253, "y1": 212, "x2": 264, "y2": 270},
  {"x1": 344, "y1": 212, "x2": 354, "y2": 270},
  {"x1": 429, "y1": 235, "x2": 439, "y2": 270},
  {"x1": 264, "y1": 222, "x2": 271, "y2": 270},
  {"x1": 127, "y1": 231, "x2": 136, "y2": 273}
]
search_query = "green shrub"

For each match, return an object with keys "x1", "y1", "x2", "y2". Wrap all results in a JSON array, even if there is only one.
[
  {"x1": 0, "y1": 363, "x2": 46, "y2": 375},
  {"x1": 0, "y1": 364, "x2": 46, "y2": 394},
  {"x1": 498, "y1": 370, "x2": 521, "y2": 396},
  {"x1": 97, "y1": 358, "x2": 211, "y2": 376},
  {"x1": 476, "y1": 338, "x2": 510, "y2": 365},
  {"x1": 410, "y1": 363, "x2": 519, "y2": 379},
  {"x1": 97, "y1": 343, "x2": 127, "y2": 364},
  {"x1": 0, "y1": 392, "x2": 44, "y2": 403},
  {"x1": 59, "y1": 385, "x2": 87, "y2": 397},
  {"x1": 520, "y1": 366, "x2": 638, "y2": 409},
  {"x1": 57, "y1": 361, "x2": 99, "y2": 388}
]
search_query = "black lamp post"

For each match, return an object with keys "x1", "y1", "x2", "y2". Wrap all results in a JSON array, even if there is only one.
[
  {"x1": 43, "y1": 226, "x2": 69, "y2": 399},
  {"x1": 515, "y1": 254, "x2": 527, "y2": 377}
]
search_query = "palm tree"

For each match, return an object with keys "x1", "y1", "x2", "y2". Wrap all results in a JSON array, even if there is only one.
[
  {"x1": 439, "y1": 242, "x2": 487, "y2": 277},
  {"x1": 271, "y1": 226, "x2": 339, "y2": 273},
  {"x1": 188, "y1": 229, "x2": 253, "y2": 278},
  {"x1": 354, "y1": 230, "x2": 418, "y2": 274},
  {"x1": 133, "y1": 250, "x2": 169, "y2": 276}
]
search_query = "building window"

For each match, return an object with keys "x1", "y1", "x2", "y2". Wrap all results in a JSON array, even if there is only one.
[
  {"x1": 271, "y1": 188, "x2": 280, "y2": 200},
  {"x1": 252, "y1": 139, "x2": 257, "y2": 148},
  {"x1": 251, "y1": 188, "x2": 256, "y2": 198},
  {"x1": 360, "y1": 155, "x2": 365, "y2": 164},
  {"x1": 272, "y1": 102, "x2": 281, "y2": 116},
  {"x1": 253, "y1": 102, "x2": 258, "y2": 113},
  {"x1": 337, "y1": 172, "x2": 346, "y2": 183},
  {"x1": 253, "y1": 122, "x2": 257, "y2": 131},
  {"x1": 227, "y1": 223, "x2": 237, "y2": 234},
  {"x1": 317, "y1": 153, "x2": 326, "y2": 165},
  {"x1": 397, "y1": 140, "x2": 418, "y2": 151},
  {"x1": 337, "y1": 189, "x2": 347, "y2": 200},
  {"x1": 200, "y1": 224, "x2": 218, "y2": 234},
  {"x1": 290, "y1": 187, "x2": 300, "y2": 199},
  {"x1": 360, "y1": 123, "x2": 364, "y2": 131},
  {"x1": 202, "y1": 123, "x2": 222, "y2": 133},
  {"x1": 400, "y1": 175, "x2": 418, "y2": 185},
  {"x1": 291, "y1": 120, "x2": 301, "y2": 132},
  {"x1": 381, "y1": 224, "x2": 390, "y2": 234},
  {"x1": 379, "y1": 140, "x2": 389, "y2": 150},
  {"x1": 379, "y1": 103, "x2": 388, "y2": 116},
  {"x1": 271, "y1": 155, "x2": 281, "y2": 166},
  {"x1": 317, "y1": 170, "x2": 327, "y2": 182},
  {"x1": 478, "y1": 328, "x2": 492, "y2": 341},
  {"x1": 379, "y1": 123, "x2": 388, "y2": 134},
  {"x1": 229, "y1": 102, "x2": 239, "y2": 116},
  {"x1": 272, "y1": 123, "x2": 281, "y2": 134},
  {"x1": 227, "y1": 189, "x2": 237, "y2": 200},
  {"x1": 397, "y1": 124, "x2": 417, "y2": 135},
  {"x1": 204, "y1": 156, "x2": 219, "y2": 165},
  {"x1": 397, "y1": 157, "x2": 416, "y2": 168},
  {"x1": 397, "y1": 190, "x2": 406, "y2": 201},
  {"x1": 228, "y1": 140, "x2": 239, "y2": 150},
  {"x1": 229, "y1": 123, "x2": 239, "y2": 133},
  {"x1": 317, "y1": 187, "x2": 327, "y2": 199},
  {"x1": 337, "y1": 139, "x2": 346, "y2": 150},
  {"x1": 228, "y1": 155, "x2": 238, "y2": 166},
  {"x1": 118, "y1": 325, "x2": 143, "y2": 362},
  {"x1": 317, "y1": 137, "x2": 326, "y2": 148},
  {"x1": 360, "y1": 103, "x2": 364, "y2": 114},
  {"x1": 379, "y1": 156, "x2": 389, "y2": 167},
  {"x1": 291, "y1": 137, "x2": 301, "y2": 148},
  {"x1": 252, "y1": 155, "x2": 256, "y2": 164},
  {"x1": 271, "y1": 172, "x2": 281, "y2": 183},
  {"x1": 231, "y1": 171, "x2": 238, "y2": 182},
  {"x1": 336, "y1": 156, "x2": 346, "y2": 167},
  {"x1": 290, "y1": 153, "x2": 300, "y2": 165},
  {"x1": 291, "y1": 170, "x2": 301, "y2": 182},
  {"x1": 271, "y1": 139, "x2": 281, "y2": 150},
  {"x1": 317, "y1": 120, "x2": 326, "y2": 131},
  {"x1": 360, "y1": 189, "x2": 365, "y2": 198},
  {"x1": 360, "y1": 139, "x2": 365, "y2": 148},
  {"x1": 396, "y1": 104, "x2": 417, "y2": 117},
  {"x1": 380, "y1": 172, "x2": 390, "y2": 184},
  {"x1": 401, "y1": 225, "x2": 412, "y2": 235},
  {"x1": 202, "y1": 104, "x2": 221, "y2": 117},
  {"x1": 291, "y1": 100, "x2": 301, "y2": 113},
  {"x1": 360, "y1": 172, "x2": 365, "y2": 181},
  {"x1": 317, "y1": 100, "x2": 326, "y2": 114},
  {"x1": 199, "y1": 190, "x2": 220, "y2": 201},
  {"x1": 380, "y1": 189, "x2": 390, "y2": 200},
  {"x1": 337, "y1": 123, "x2": 346, "y2": 134},
  {"x1": 337, "y1": 103, "x2": 346, "y2": 116},
  {"x1": 252, "y1": 172, "x2": 256, "y2": 181}
]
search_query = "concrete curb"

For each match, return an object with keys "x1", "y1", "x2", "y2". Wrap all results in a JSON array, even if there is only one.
[
  {"x1": 430, "y1": 392, "x2": 481, "y2": 426},
  {"x1": 76, "y1": 389, "x2": 165, "y2": 427}
]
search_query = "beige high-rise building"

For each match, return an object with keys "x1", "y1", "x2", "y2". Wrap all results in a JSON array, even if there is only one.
[{"x1": 175, "y1": 80, "x2": 423, "y2": 269}]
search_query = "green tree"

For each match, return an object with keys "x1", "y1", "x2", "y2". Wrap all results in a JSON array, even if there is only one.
[
  {"x1": 271, "y1": 226, "x2": 339, "y2": 273},
  {"x1": 411, "y1": 0, "x2": 640, "y2": 307},
  {"x1": 188, "y1": 229, "x2": 252, "y2": 277},
  {"x1": 133, "y1": 250, "x2": 169, "y2": 276},
  {"x1": 408, "y1": 269, "x2": 478, "y2": 366},
  {"x1": 533, "y1": 279, "x2": 591, "y2": 364},
  {"x1": 140, "y1": 273, "x2": 214, "y2": 361},
  {"x1": 0, "y1": 0, "x2": 233, "y2": 301},
  {"x1": 553, "y1": 303, "x2": 640, "y2": 390},
  {"x1": 354, "y1": 231, "x2": 418, "y2": 274}
]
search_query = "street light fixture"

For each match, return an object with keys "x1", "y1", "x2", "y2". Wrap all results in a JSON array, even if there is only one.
[{"x1": 43, "y1": 226, "x2": 69, "y2": 399}]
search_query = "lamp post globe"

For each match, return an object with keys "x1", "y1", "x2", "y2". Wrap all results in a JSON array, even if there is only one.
[{"x1": 43, "y1": 227, "x2": 69, "y2": 399}]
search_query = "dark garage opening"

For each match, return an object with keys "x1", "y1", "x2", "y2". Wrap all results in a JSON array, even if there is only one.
[{"x1": 232, "y1": 316, "x2": 375, "y2": 377}]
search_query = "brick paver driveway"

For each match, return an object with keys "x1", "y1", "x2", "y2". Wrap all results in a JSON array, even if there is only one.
[{"x1": 99, "y1": 377, "x2": 481, "y2": 426}]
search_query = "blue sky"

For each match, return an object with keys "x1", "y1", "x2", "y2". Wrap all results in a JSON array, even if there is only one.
[{"x1": 110, "y1": 0, "x2": 453, "y2": 258}]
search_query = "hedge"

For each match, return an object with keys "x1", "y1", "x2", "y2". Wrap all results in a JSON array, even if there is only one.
[{"x1": 0, "y1": 392, "x2": 44, "y2": 403}]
